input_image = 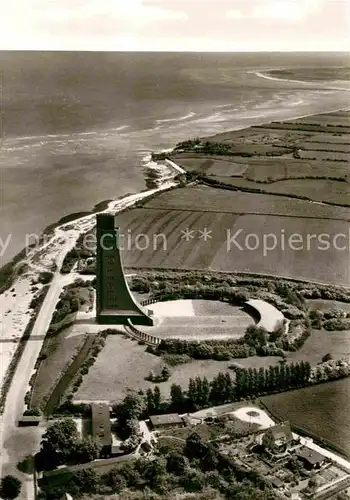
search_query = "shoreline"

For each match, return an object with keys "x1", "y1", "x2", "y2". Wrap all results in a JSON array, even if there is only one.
[
  {"x1": 1, "y1": 104, "x2": 349, "y2": 294},
  {"x1": 253, "y1": 69, "x2": 350, "y2": 92}
]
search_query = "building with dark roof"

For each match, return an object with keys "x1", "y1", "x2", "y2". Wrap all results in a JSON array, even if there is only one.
[
  {"x1": 269, "y1": 476, "x2": 284, "y2": 489},
  {"x1": 18, "y1": 415, "x2": 42, "y2": 426},
  {"x1": 262, "y1": 421, "x2": 294, "y2": 455},
  {"x1": 91, "y1": 403, "x2": 112, "y2": 457},
  {"x1": 149, "y1": 413, "x2": 184, "y2": 430},
  {"x1": 296, "y1": 447, "x2": 326, "y2": 470}
]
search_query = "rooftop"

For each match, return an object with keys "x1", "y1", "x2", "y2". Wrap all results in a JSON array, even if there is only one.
[
  {"x1": 91, "y1": 403, "x2": 112, "y2": 447},
  {"x1": 265, "y1": 421, "x2": 293, "y2": 443},
  {"x1": 296, "y1": 446, "x2": 326, "y2": 465}
]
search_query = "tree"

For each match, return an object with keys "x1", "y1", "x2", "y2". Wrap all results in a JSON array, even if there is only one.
[
  {"x1": 184, "y1": 433, "x2": 204, "y2": 460},
  {"x1": 0, "y1": 476, "x2": 21, "y2": 499},
  {"x1": 201, "y1": 444, "x2": 219, "y2": 471},
  {"x1": 200, "y1": 377, "x2": 210, "y2": 407},
  {"x1": 146, "y1": 388, "x2": 155, "y2": 414},
  {"x1": 187, "y1": 378, "x2": 198, "y2": 408},
  {"x1": 102, "y1": 469, "x2": 127, "y2": 492},
  {"x1": 72, "y1": 468, "x2": 99, "y2": 493},
  {"x1": 113, "y1": 391, "x2": 146, "y2": 428},
  {"x1": 182, "y1": 468, "x2": 205, "y2": 492},
  {"x1": 161, "y1": 366, "x2": 170, "y2": 381},
  {"x1": 153, "y1": 386, "x2": 161, "y2": 411},
  {"x1": 170, "y1": 383, "x2": 185, "y2": 409},
  {"x1": 73, "y1": 437, "x2": 102, "y2": 463},
  {"x1": 166, "y1": 452, "x2": 187, "y2": 475},
  {"x1": 41, "y1": 418, "x2": 78, "y2": 458},
  {"x1": 322, "y1": 353, "x2": 333, "y2": 363}
]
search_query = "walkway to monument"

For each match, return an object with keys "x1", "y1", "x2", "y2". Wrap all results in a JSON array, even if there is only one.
[{"x1": 125, "y1": 320, "x2": 161, "y2": 346}]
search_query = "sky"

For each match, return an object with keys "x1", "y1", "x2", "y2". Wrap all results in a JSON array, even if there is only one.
[{"x1": 1, "y1": 0, "x2": 349, "y2": 51}]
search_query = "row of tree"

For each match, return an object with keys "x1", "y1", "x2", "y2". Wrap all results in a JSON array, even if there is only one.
[
  {"x1": 111, "y1": 361, "x2": 313, "y2": 424},
  {"x1": 235, "y1": 362, "x2": 312, "y2": 398},
  {"x1": 130, "y1": 270, "x2": 350, "y2": 304}
]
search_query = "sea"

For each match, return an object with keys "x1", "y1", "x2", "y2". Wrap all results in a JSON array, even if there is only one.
[{"x1": 1, "y1": 51, "x2": 349, "y2": 264}]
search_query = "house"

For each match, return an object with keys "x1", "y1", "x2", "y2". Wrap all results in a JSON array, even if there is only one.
[
  {"x1": 269, "y1": 476, "x2": 284, "y2": 489},
  {"x1": 262, "y1": 421, "x2": 293, "y2": 455},
  {"x1": 91, "y1": 403, "x2": 112, "y2": 457},
  {"x1": 296, "y1": 447, "x2": 326, "y2": 470},
  {"x1": 18, "y1": 415, "x2": 42, "y2": 427},
  {"x1": 149, "y1": 413, "x2": 184, "y2": 430}
]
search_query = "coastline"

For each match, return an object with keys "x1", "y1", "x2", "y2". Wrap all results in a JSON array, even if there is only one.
[
  {"x1": 1, "y1": 102, "x2": 349, "y2": 297},
  {"x1": 253, "y1": 69, "x2": 350, "y2": 92},
  {"x1": 0, "y1": 108, "x2": 349, "y2": 492},
  {"x1": 0, "y1": 161, "x2": 184, "y2": 393}
]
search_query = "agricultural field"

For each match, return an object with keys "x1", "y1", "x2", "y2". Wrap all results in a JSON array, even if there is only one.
[
  {"x1": 121, "y1": 111, "x2": 350, "y2": 284},
  {"x1": 302, "y1": 133, "x2": 350, "y2": 144},
  {"x1": 265, "y1": 67, "x2": 350, "y2": 82},
  {"x1": 298, "y1": 141, "x2": 350, "y2": 153},
  {"x1": 209, "y1": 176, "x2": 350, "y2": 206},
  {"x1": 171, "y1": 155, "x2": 248, "y2": 177},
  {"x1": 143, "y1": 185, "x2": 350, "y2": 218},
  {"x1": 244, "y1": 159, "x2": 349, "y2": 183},
  {"x1": 210, "y1": 214, "x2": 350, "y2": 285},
  {"x1": 203, "y1": 126, "x2": 314, "y2": 146},
  {"x1": 261, "y1": 378, "x2": 350, "y2": 456},
  {"x1": 118, "y1": 198, "x2": 350, "y2": 285},
  {"x1": 289, "y1": 113, "x2": 350, "y2": 127},
  {"x1": 298, "y1": 150, "x2": 349, "y2": 161}
]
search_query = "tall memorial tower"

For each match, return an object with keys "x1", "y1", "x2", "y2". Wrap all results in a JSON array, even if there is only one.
[{"x1": 95, "y1": 213, "x2": 154, "y2": 326}]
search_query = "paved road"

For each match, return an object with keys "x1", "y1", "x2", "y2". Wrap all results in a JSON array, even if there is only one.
[{"x1": 0, "y1": 261, "x2": 74, "y2": 499}]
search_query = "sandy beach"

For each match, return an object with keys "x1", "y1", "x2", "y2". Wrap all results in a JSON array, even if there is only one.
[{"x1": 0, "y1": 157, "x2": 184, "y2": 392}]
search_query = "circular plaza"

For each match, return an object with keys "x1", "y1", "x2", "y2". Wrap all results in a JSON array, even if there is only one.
[{"x1": 135, "y1": 299, "x2": 255, "y2": 341}]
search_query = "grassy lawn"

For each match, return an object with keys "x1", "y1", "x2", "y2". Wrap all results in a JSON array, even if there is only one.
[
  {"x1": 30, "y1": 326, "x2": 86, "y2": 408},
  {"x1": 75, "y1": 333, "x2": 240, "y2": 402},
  {"x1": 286, "y1": 328, "x2": 350, "y2": 365},
  {"x1": 139, "y1": 300, "x2": 253, "y2": 341}
]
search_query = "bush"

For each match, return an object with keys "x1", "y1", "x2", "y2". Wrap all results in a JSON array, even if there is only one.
[
  {"x1": 0, "y1": 475, "x2": 21, "y2": 499},
  {"x1": 38, "y1": 271, "x2": 53, "y2": 284}
]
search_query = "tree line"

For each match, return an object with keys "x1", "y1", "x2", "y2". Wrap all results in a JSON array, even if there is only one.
[{"x1": 111, "y1": 361, "x2": 313, "y2": 423}]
